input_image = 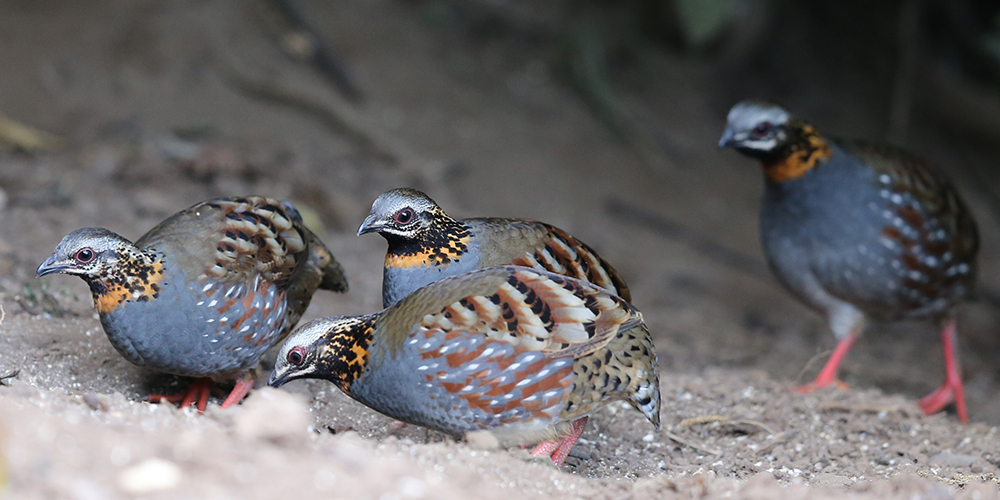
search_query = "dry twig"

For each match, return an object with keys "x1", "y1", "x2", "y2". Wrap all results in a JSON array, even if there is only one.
[
  {"x1": 817, "y1": 403, "x2": 908, "y2": 415},
  {"x1": 679, "y1": 415, "x2": 777, "y2": 436},
  {"x1": 756, "y1": 430, "x2": 799, "y2": 456},
  {"x1": 0, "y1": 370, "x2": 19, "y2": 387},
  {"x1": 664, "y1": 430, "x2": 722, "y2": 456}
]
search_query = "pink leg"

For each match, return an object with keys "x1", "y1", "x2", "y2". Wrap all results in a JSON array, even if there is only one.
[
  {"x1": 550, "y1": 417, "x2": 588, "y2": 467},
  {"x1": 795, "y1": 335, "x2": 857, "y2": 393},
  {"x1": 530, "y1": 417, "x2": 589, "y2": 467},
  {"x1": 918, "y1": 318, "x2": 968, "y2": 424},
  {"x1": 530, "y1": 440, "x2": 560, "y2": 458},
  {"x1": 147, "y1": 378, "x2": 213, "y2": 414},
  {"x1": 219, "y1": 375, "x2": 256, "y2": 409}
]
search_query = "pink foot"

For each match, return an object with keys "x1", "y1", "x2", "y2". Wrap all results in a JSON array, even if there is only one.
[
  {"x1": 147, "y1": 378, "x2": 214, "y2": 414},
  {"x1": 918, "y1": 319, "x2": 968, "y2": 424},
  {"x1": 794, "y1": 335, "x2": 857, "y2": 394},
  {"x1": 530, "y1": 417, "x2": 589, "y2": 467},
  {"x1": 219, "y1": 375, "x2": 256, "y2": 409}
]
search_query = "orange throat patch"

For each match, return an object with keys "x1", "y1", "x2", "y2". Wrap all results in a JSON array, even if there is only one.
[
  {"x1": 763, "y1": 125, "x2": 833, "y2": 183},
  {"x1": 93, "y1": 259, "x2": 166, "y2": 315},
  {"x1": 384, "y1": 234, "x2": 472, "y2": 269},
  {"x1": 385, "y1": 250, "x2": 437, "y2": 269}
]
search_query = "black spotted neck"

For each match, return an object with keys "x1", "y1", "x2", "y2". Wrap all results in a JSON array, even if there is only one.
[
  {"x1": 384, "y1": 210, "x2": 472, "y2": 268},
  {"x1": 317, "y1": 315, "x2": 377, "y2": 394},
  {"x1": 88, "y1": 245, "x2": 166, "y2": 315}
]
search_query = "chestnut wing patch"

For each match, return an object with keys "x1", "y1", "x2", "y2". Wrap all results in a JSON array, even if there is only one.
[{"x1": 409, "y1": 267, "x2": 639, "y2": 426}]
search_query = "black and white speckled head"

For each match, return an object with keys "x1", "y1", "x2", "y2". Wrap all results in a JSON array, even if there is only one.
[
  {"x1": 269, "y1": 314, "x2": 375, "y2": 390},
  {"x1": 36, "y1": 227, "x2": 135, "y2": 279},
  {"x1": 718, "y1": 100, "x2": 792, "y2": 154},
  {"x1": 357, "y1": 188, "x2": 444, "y2": 240}
]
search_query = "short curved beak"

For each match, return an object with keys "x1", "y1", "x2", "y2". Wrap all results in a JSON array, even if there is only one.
[
  {"x1": 36, "y1": 256, "x2": 69, "y2": 278},
  {"x1": 268, "y1": 368, "x2": 291, "y2": 388},
  {"x1": 717, "y1": 129, "x2": 736, "y2": 149},
  {"x1": 357, "y1": 213, "x2": 381, "y2": 237}
]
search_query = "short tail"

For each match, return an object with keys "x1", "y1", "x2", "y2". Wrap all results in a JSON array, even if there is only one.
[
  {"x1": 631, "y1": 369, "x2": 661, "y2": 429},
  {"x1": 627, "y1": 325, "x2": 661, "y2": 429},
  {"x1": 320, "y1": 256, "x2": 349, "y2": 293}
]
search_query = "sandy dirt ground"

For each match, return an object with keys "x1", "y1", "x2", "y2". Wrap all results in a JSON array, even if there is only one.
[{"x1": 0, "y1": 1, "x2": 999, "y2": 499}]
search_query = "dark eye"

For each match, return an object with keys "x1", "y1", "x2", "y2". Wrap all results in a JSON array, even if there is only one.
[
  {"x1": 287, "y1": 346, "x2": 306, "y2": 366},
  {"x1": 751, "y1": 122, "x2": 773, "y2": 137},
  {"x1": 393, "y1": 208, "x2": 415, "y2": 225},
  {"x1": 75, "y1": 248, "x2": 95, "y2": 263}
]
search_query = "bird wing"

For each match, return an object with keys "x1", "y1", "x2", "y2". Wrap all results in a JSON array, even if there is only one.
[
  {"x1": 846, "y1": 142, "x2": 979, "y2": 297},
  {"x1": 472, "y1": 219, "x2": 632, "y2": 302},
  {"x1": 136, "y1": 196, "x2": 311, "y2": 289},
  {"x1": 382, "y1": 265, "x2": 641, "y2": 359}
]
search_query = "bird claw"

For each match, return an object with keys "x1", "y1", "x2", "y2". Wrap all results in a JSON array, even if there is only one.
[
  {"x1": 145, "y1": 378, "x2": 214, "y2": 414},
  {"x1": 918, "y1": 379, "x2": 968, "y2": 424},
  {"x1": 527, "y1": 417, "x2": 589, "y2": 467}
]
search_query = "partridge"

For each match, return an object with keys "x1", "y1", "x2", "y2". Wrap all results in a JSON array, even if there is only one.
[
  {"x1": 269, "y1": 265, "x2": 660, "y2": 466},
  {"x1": 37, "y1": 196, "x2": 348, "y2": 412},
  {"x1": 358, "y1": 188, "x2": 630, "y2": 308},
  {"x1": 719, "y1": 100, "x2": 979, "y2": 422}
]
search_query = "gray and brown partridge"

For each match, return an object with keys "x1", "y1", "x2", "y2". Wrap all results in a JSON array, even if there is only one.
[
  {"x1": 269, "y1": 265, "x2": 660, "y2": 467},
  {"x1": 719, "y1": 100, "x2": 979, "y2": 423},
  {"x1": 37, "y1": 196, "x2": 348, "y2": 412},
  {"x1": 358, "y1": 188, "x2": 630, "y2": 308}
]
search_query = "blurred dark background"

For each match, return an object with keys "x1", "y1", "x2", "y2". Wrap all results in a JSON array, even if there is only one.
[{"x1": 0, "y1": 0, "x2": 998, "y2": 422}]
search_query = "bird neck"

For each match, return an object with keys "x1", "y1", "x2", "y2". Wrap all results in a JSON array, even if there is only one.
[
  {"x1": 317, "y1": 314, "x2": 377, "y2": 394},
  {"x1": 86, "y1": 246, "x2": 166, "y2": 315},
  {"x1": 383, "y1": 214, "x2": 472, "y2": 268},
  {"x1": 760, "y1": 121, "x2": 833, "y2": 183}
]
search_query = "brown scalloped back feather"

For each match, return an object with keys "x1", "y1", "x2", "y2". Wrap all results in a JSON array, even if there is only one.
[{"x1": 471, "y1": 219, "x2": 632, "y2": 302}]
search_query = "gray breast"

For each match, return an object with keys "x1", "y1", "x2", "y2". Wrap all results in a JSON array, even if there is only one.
[
  {"x1": 99, "y1": 261, "x2": 288, "y2": 379},
  {"x1": 382, "y1": 246, "x2": 482, "y2": 308}
]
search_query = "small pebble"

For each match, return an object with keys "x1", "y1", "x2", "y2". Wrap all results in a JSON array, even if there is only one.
[
  {"x1": 117, "y1": 458, "x2": 182, "y2": 494},
  {"x1": 82, "y1": 393, "x2": 107, "y2": 411}
]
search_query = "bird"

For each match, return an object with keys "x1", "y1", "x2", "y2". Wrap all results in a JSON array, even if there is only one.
[
  {"x1": 36, "y1": 196, "x2": 348, "y2": 412},
  {"x1": 719, "y1": 100, "x2": 979, "y2": 423},
  {"x1": 358, "y1": 188, "x2": 631, "y2": 308},
  {"x1": 269, "y1": 265, "x2": 660, "y2": 467}
]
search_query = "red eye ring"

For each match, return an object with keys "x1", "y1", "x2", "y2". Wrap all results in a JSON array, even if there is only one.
[
  {"x1": 287, "y1": 346, "x2": 306, "y2": 366},
  {"x1": 393, "y1": 208, "x2": 415, "y2": 225},
  {"x1": 75, "y1": 248, "x2": 95, "y2": 263},
  {"x1": 752, "y1": 122, "x2": 773, "y2": 137}
]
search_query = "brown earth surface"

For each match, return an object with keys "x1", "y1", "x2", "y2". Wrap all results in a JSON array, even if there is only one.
[{"x1": 1, "y1": 1, "x2": 999, "y2": 499}]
